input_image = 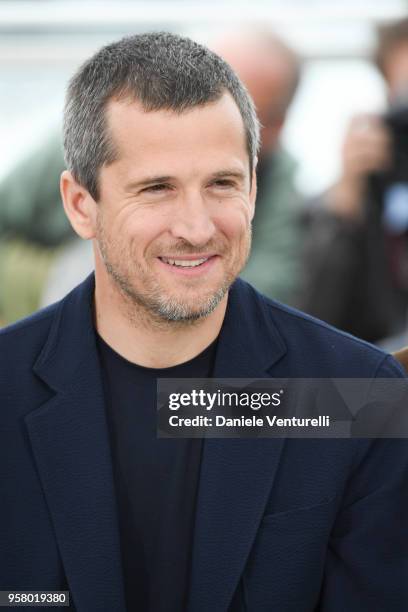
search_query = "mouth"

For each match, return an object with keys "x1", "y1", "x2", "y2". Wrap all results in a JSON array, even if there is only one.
[
  {"x1": 159, "y1": 256, "x2": 210, "y2": 268},
  {"x1": 157, "y1": 254, "x2": 218, "y2": 275}
]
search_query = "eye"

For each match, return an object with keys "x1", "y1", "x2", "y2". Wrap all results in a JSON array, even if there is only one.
[
  {"x1": 142, "y1": 183, "x2": 171, "y2": 193},
  {"x1": 211, "y1": 179, "x2": 235, "y2": 189}
]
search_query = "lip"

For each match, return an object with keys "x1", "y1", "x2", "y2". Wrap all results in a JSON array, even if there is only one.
[
  {"x1": 160, "y1": 254, "x2": 215, "y2": 261},
  {"x1": 156, "y1": 254, "x2": 219, "y2": 276}
]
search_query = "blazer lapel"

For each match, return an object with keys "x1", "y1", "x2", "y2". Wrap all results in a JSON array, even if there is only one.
[
  {"x1": 25, "y1": 275, "x2": 126, "y2": 612},
  {"x1": 188, "y1": 280, "x2": 288, "y2": 612}
]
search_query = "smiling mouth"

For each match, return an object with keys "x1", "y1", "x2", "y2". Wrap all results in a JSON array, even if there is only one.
[{"x1": 159, "y1": 256, "x2": 211, "y2": 268}]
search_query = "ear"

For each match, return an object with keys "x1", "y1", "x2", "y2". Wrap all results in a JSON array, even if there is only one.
[
  {"x1": 60, "y1": 170, "x2": 97, "y2": 239},
  {"x1": 249, "y1": 158, "x2": 258, "y2": 221}
]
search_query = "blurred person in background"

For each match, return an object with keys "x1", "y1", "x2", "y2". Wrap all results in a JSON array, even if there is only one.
[
  {"x1": 299, "y1": 17, "x2": 408, "y2": 344},
  {"x1": 213, "y1": 28, "x2": 303, "y2": 305},
  {"x1": 0, "y1": 131, "x2": 72, "y2": 324},
  {"x1": 0, "y1": 26, "x2": 303, "y2": 326}
]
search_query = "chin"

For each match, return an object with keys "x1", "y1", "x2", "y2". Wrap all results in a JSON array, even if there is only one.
[{"x1": 153, "y1": 286, "x2": 228, "y2": 322}]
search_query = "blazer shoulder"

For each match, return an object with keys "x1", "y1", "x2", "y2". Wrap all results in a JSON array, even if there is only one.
[
  {"x1": 266, "y1": 296, "x2": 380, "y2": 348},
  {"x1": 0, "y1": 300, "x2": 68, "y2": 423},
  {"x1": 240, "y1": 281, "x2": 404, "y2": 377},
  {"x1": 0, "y1": 302, "x2": 57, "y2": 340},
  {"x1": 0, "y1": 301, "x2": 60, "y2": 369}
]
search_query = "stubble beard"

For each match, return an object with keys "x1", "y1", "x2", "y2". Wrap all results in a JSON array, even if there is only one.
[{"x1": 96, "y1": 214, "x2": 252, "y2": 325}]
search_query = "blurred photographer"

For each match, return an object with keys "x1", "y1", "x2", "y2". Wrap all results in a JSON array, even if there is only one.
[{"x1": 299, "y1": 18, "x2": 408, "y2": 343}]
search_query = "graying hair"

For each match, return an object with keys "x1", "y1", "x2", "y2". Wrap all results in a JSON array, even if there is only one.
[{"x1": 63, "y1": 31, "x2": 260, "y2": 201}]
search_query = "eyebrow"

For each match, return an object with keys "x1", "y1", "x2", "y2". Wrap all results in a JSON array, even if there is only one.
[
  {"x1": 124, "y1": 169, "x2": 246, "y2": 192},
  {"x1": 209, "y1": 169, "x2": 246, "y2": 181},
  {"x1": 125, "y1": 176, "x2": 173, "y2": 191}
]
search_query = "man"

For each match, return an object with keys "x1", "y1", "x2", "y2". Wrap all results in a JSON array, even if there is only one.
[
  {"x1": 0, "y1": 32, "x2": 407, "y2": 612},
  {"x1": 299, "y1": 18, "x2": 408, "y2": 343},
  {"x1": 0, "y1": 27, "x2": 302, "y2": 326}
]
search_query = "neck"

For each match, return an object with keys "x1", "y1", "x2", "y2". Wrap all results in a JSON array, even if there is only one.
[{"x1": 93, "y1": 275, "x2": 227, "y2": 369}]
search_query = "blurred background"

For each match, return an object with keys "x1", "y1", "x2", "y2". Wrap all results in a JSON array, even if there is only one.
[
  {"x1": 3, "y1": 0, "x2": 405, "y2": 191},
  {"x1": 2, "y1": 0, "x2": 408, "y2": 348}
]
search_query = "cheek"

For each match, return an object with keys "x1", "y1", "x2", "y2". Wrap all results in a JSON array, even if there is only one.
[
  {"x1": 214, "y1": 202, "x2": 253, "y2": 238},
  {"x1": 117, "y1": 210, "x2": 169, "y2": 249}
]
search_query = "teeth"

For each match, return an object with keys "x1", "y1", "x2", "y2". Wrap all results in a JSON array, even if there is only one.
[{"x1": 161, "y1": 257, "x2": 208, "y2": 267}]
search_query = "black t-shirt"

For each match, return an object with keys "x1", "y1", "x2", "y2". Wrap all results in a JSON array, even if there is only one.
[{"x1": 97, "y1": 335, "x2": 217, "y2": 612}]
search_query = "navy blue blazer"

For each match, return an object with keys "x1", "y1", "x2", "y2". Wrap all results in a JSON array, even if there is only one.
[{"x1": 1, "y1": 274, "x2": 407, "y2": 611}]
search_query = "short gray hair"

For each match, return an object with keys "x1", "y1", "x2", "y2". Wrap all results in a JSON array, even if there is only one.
[{"x1": 63, "y1": 31, "x2": 260, "y2": 201}]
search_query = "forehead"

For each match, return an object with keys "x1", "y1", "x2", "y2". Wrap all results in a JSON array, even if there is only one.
[{"x1": 104, "y1": 92, "x2": 249, "y2": 172}]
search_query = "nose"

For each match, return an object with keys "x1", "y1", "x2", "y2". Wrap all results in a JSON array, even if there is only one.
[{"x1": 169, "y1": 192, "x2": 216, "y2": 246}]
